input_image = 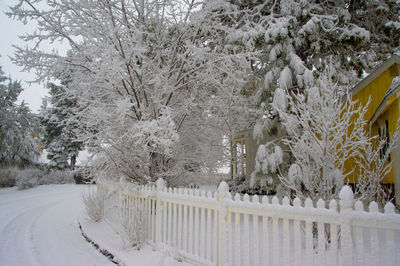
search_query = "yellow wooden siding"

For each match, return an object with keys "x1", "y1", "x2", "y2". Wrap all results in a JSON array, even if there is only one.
[
  {"x1": 370, "y1": 109, "x2": 395, "y2": 183},
  {"x1": 344, "y1": 66, "x2": 399, "y2": 184},
  {"x1": 353, "y1": 68, "x2": 393, "y2": 121}
]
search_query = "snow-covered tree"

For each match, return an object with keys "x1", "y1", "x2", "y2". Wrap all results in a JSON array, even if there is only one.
[
  {"x1": 354, "y1": 122, "x2": 400, "y2": 205},
  {"x1": 269, "y1": 74, "x2": 400, "y2": 203},
  {"x1": 271, "y1": 76, "x2": 368, "y2": 202},
  {"x1": 39, "y1": 72, "x2": 83, "y2": 169},
  {"x1": 250, "y1": 142, "x2": 286, "y2": 194},
  {"x1": 217, "y1": 0, "x2": 400, "y2": 95},
  {"x1": 0, "y1": 65, "x2": 40, "y2": 165},
  {"x1": 8, "y1": 1, "x2": 256, "y2": 184}
]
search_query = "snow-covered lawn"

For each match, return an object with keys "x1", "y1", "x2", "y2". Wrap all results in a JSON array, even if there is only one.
[{"x1": 0, "y1": 184, "x2": 191, "y2": 266}]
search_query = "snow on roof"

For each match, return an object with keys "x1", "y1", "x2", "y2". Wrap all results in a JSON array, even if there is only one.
[
  {"x1": 351, "y1": 55, "x2": 400, "y2": 97},
  {"x1": 370, "y1": 76, "x2": 400, "y2": 124}
]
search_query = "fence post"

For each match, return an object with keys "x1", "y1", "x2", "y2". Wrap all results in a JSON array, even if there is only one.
[
  {"x1": 155, "y1": 178, "x2": 166, "y2": 249},
  {"x1": 217, "y1": 181, "x2": 229, "y2": 266},
  {"x1": 339, "y1": 185, "x2": 354, "y2": 266}
]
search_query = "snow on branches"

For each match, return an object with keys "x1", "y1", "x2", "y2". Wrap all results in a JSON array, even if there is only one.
[
  {"x1": 269, "y1": 75, "x2": 400, "y2": 204},
  {"x1": 7, "y1": 0, "x2": 257, "y2": 183},
  {"x1": 250, "y1": 142, "x2": 284, "y2": 192},
  {"x1": 0, "y1": 66, "x2": 40, "y2": 165}
]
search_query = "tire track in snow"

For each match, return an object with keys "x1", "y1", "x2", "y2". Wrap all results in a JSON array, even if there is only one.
[
  {"x1": 0, "y1": 186, "x2": 78, "y2": 207},
  {"x1": 0, "y1": 197, "x2": 71, "y2": 266},
  {"x1": 0, "y1": 185, "x2": 112, "y2": 266}
]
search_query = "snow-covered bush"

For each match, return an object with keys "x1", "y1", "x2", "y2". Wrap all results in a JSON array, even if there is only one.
[
  {"x1": 82, "y1": 189, "x2": 104, "y2": 222},
  {"x1": 250, "y1": 143, "x2": 285, "y2": 193},
  {"x1": 16, "y1": 168, "x2": 46, "y2": 190},
  {"x1": 270, "y1": 78, "x2": 365, "y2": 202},
  {"x1": 41, "y1": 169, "x2": 75, "y2": 185},
  {"x1": 120, "y1": 206, "x2": 145, "y2": 250},
  {"x1": 73, "y1": 167, "x2": 93, "y2": 184},
  {"x1": 354, "y1": 122, "x2": 400, "y2": 205},
  {"x1": 266, "y1": 74, "x2": 400, "y2": 205},
  {"x1": 15, "y1": 167, "x2": 75, "y2": 190},
  {"x1": 0, "y1": 167, "x2": 18, "y2": 187}
]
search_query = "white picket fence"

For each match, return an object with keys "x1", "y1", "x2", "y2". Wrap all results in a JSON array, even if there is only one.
[{"x1": 99, "y1": 179, "x2": 400, "y2": 266}]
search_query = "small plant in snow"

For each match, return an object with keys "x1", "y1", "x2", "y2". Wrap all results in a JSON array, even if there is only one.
[
  {"x1": 82, "y1": 189, "x2": 104, "y2": 222},
  {"x1": 163, "y1": 246, "x2": 183, "y2": 263},
  {"x1": 120, "y1": 206, "x2": 145, "y2": 250}
]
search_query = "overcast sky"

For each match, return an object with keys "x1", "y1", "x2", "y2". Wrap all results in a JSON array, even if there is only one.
[{"x1": 0, "y1": 0, "x2": 49, "y2": 113}]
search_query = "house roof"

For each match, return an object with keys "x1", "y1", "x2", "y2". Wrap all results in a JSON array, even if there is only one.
[
  {"x1": 350, "y1": 55, "x2": 400, "y2": 97},
  {"x1": 370, "y1": 76, "x2": 400, "y2": 124}
]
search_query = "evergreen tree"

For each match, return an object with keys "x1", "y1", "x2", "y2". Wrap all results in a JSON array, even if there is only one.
[
  {"x1": 40, "y1": 77, "x2": 83, "y2": 169},
  {"x1": 0, "y1": 66, "x2": 40, "y2": 165}
]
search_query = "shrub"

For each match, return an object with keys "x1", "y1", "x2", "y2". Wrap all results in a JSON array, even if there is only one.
[
  {"x1": 73, "y1": 167, "x2": 93, "y2": 184},
  {"x1": 0, "y1": 167, "x2": 18, "y2": 187},
  {"x1": 14, "y1": 167, "x2": 75, "y2": 190},
  {"x1": 41, "y1": 169, "x2": 75, "y2": 185},
  {"x1": 82, "y1": 188, "x2": 104, "y2": 222},
  {"x1": 120, "y1": 205, "x2": 145, "y2": 250},
  {"x1": 16, "y1": 168, "x2": 46, "y2": 190}
]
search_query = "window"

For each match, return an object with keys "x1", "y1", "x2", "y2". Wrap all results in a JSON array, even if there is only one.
[
  {"x1": 236, "y1": 142, "x2": 246, "y2": 177},
  {"x1": 379, "y1": 119, "x2": 390, "y2": 162}
]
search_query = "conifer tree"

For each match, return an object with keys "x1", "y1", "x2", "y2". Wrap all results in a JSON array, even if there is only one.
[
  {"x1": 40, "y1": 76, "x2": 83, "y2": 169},
  {"x1": 0, "y1": 66, "x2": 40, "y2": 165}
]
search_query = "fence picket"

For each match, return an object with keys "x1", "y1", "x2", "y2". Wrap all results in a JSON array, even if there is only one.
[
  {"x1": 317, "y1": 221, "x2": 325, "y2": 265},
  {"x1": 189, "y1": 205, "x2": 194, "y2": 254},
  {"x1": 235, "y1": 212, "x2": 241, "y2": 266},
  {"x1": 244, "y1": 212, "x2": 250, "y2": 266},
  {"x1": 253, "y1": 214, "x2": 259, "y2": 266},
  {"x1": 386, "y1": 229, "x2": 395, "y2": 266},
  {"x1": 272, "y1": 216, "x2": 279, "y2": 266},
  {"x1": 178, "y1": 203, "x2": 182, "y2": 249},
  {"x1": 200, "y1": 207, "x2": 205, "y2": 259},
  {"x1": 194, "y1": 206, "x2": 199, "y2": 256},
  {"x1": 147, "y1": 197, "x2": 151, "y2": 241},
  {"x1": 162, "y1": 200, "x2": 167, "y2": 244},
  {"x1": 173, "y1": 202, "x2": 177, "y2": 246},
  {"x1": 262, "y1": 215, "x2": 269, "y2": 266},
  {"x1": 305, "y1": 220, "x2": 313, "y2": 266},
  {"x1": 282, "y1": 217, "x2": 290, "y2": 266},
  {"x1": 213, "y1": 209, "x2": 217, "y2": 263},
  {"x1": 168, "y1": 201, "x2": 172, "y2": 246},
  {"x1": 98, "y1": 182, "x2": 400, "y2": 266},
  {"x1": 151, "y1": 198, "x2": 156, "y2": 242},
  {"x1": 207, "y1": 207, "x2": 212, "y2": 261},
  {"x1": 370, "y1": 227, "x2": 379, "y2": 266},
  {"x1": 293, "y1": 219, "x2": 301, "y2": 266}
]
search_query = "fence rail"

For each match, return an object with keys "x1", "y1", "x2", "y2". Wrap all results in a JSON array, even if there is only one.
[{"x1": 99, "y1": 179, "x2": 400, "y2": 266}]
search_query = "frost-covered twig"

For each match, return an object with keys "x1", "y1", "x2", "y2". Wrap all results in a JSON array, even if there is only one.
[{"x1": 82, "y1": 188, "x2": 105, "y2": 222}]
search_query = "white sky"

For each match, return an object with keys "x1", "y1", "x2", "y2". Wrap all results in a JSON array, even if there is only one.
[{"x1": 0, "y1": 0, "x2": 49, "y2": 113}]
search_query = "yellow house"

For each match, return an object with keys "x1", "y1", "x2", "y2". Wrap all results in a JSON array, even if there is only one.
[
  {"x1": 232, "y1": 55, "x2": 400, "y2": 204},
  {"x1": 348, "y1": 55, "x2": 400, "y2": 204},
  {"x1": 231, "y1": 125, "x2": 286, "y2": 181}
]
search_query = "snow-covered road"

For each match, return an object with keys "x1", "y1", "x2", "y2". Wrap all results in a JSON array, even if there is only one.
[{"x1": 0, "y1": 184, "x2": 113, "y2": 266}]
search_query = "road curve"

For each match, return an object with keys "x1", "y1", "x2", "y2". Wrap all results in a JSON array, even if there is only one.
[{"x1": 0, "y1": 184, "x2": 113, "y2": 266}]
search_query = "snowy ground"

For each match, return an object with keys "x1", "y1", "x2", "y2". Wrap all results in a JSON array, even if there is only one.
[{"x1": 0, "y1": 184, "x2": 191, "y2": 266}]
